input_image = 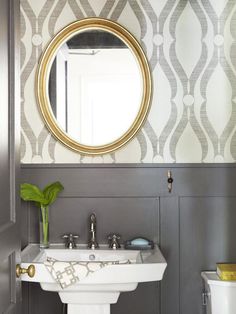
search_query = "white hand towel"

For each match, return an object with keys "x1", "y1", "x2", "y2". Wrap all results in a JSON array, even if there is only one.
[{"x1": 44, "y1": 257, "x2": 131, "y2": 289}]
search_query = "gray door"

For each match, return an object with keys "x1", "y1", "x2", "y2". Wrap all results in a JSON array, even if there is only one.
[{"x1": 0, "y1": 0, "x2": 21, "y2": 313}]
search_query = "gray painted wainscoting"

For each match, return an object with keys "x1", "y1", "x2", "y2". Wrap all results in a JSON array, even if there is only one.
[{"x1": 21, "y1": 164, "x2": 236, "y2": 314}]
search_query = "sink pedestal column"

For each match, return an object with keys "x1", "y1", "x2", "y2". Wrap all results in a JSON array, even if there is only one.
[
  {"x1": 59, "y1": 291, "x2": 120, "y2": 314},
  {"x1": 68, "y1": 304, "x2": 110, "y2": 314}
]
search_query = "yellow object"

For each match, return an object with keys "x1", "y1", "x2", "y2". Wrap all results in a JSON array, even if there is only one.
[{"x1": 217, "y1": 263, "x2": 236, "y2": 281}]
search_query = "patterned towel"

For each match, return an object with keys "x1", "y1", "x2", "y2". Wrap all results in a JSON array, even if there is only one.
[{"x1": 44, "y1": 257, "x2": 131, "y2": 289}]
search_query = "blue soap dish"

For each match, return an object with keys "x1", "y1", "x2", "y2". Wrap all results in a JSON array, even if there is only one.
[{"x1": 124, "y1": 237, "x2": 154, "y2": 250}]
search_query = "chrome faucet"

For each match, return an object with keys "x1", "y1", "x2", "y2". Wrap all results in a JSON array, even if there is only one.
[{"x1": 88, "y1": 213, "x2": 99, "y2": 249}]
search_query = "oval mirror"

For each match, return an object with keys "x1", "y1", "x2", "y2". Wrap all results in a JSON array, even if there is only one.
[{"x1": 36, "y1": 18, "x2": 152, "y2": 155}]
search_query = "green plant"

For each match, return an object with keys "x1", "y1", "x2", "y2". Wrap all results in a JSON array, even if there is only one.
[{"x1": 20, "y1": 181, "x2": 64, "y2": 246}]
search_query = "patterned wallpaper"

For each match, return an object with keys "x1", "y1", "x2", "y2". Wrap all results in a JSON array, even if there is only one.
[{"x1": 21, "y1": 0, "x2": 236, "y2": 163}]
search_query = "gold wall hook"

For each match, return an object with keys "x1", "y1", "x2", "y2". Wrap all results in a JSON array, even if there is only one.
[
  {"x1": 167, "y1": 170, "x2": 173, "y2": 193},
  {"x1": 16, "y1": 264, "x2": 35, "y2": 278}
]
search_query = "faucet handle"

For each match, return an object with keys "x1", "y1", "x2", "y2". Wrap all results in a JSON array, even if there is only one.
[
  {"x1": 107, "y1": 234, "x2": 121, "y2": 249},
  {"x1": 62, "y1": 233, "x2": 79, "y2": 239},
  {"x1": 108, "y1": 234, "x2": 121, "y2": 240},
  {"x1": 62, "y1": 233, "x2": 79, "y2": 249}
]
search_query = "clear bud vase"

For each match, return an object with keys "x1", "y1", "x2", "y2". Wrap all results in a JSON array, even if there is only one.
[{"x1": 39, "y1": 205, "x2": 49, "y2": 248}]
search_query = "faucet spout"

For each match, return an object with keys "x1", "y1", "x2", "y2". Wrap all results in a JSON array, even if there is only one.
[{"x1": 88, "y1": 213, "x2": 99, "y2": 249}]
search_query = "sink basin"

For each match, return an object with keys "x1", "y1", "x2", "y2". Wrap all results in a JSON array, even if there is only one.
[{"x1": 20, "y1": 244, "x2": 167, "y2": 314}]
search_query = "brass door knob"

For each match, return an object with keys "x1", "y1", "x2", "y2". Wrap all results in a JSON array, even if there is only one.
[{"x1": 16, "y1": 264, "x2": 35, "y2": 278}]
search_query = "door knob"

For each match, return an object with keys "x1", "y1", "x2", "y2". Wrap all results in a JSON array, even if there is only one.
[{"x1": 16, "y1": 264, "x2": 35, "y2": 278}]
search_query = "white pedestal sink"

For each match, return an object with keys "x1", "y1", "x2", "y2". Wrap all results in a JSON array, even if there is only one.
[{"x1": 20, "y1": 244, "x2": 167, "y2": 314}]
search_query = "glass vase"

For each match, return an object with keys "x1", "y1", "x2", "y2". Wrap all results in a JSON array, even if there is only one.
[{"x1": 39, "y1": 205, "x2": 49, "y2": 248}]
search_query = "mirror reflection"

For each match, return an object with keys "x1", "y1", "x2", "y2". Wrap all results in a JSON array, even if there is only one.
[{"x1": 48, "y1": 30, "x2": 142, "y2": 146}]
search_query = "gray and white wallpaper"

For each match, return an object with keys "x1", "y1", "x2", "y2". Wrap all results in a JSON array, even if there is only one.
[{"x1": 21, "y1": 0, "x2": 236, "y2": 163}]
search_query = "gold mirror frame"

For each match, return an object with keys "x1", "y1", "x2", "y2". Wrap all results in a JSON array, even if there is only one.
[{"x1": 36, "y1": 18, "x2": 152, "y2": 155}]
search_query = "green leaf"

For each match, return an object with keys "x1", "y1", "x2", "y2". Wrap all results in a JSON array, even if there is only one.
[
  {"x1": 42, "y1": 181, "x2": 64, "y2": 206},
  {"x1": 20, "y1": 183, "x2": 48, "y2": 205}
]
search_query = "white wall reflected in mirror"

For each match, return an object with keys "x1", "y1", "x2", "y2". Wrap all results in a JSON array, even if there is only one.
[{"x1": 52, "y1": 45, "x2": 142, "y2": 146}]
